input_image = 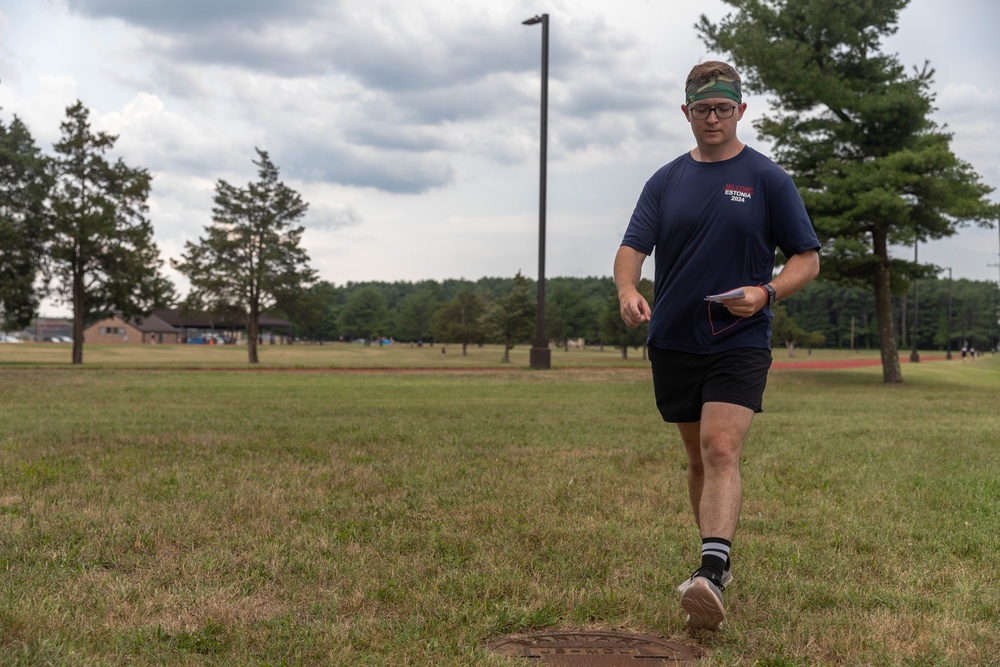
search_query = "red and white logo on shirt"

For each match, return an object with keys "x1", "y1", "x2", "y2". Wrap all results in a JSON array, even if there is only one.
[{"x1": 724, "y1": 183, "x2": 754, "y2": 203}]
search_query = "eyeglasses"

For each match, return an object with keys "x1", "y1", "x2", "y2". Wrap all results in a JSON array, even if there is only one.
[{"x1": 688, "y1": 105, "x2": 738, "y2": 120}]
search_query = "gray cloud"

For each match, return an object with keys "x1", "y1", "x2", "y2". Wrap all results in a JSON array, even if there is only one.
[
  {"x1": 66, "y1": 0, "x2": 323, "y2": 32},
  {"x1": 62, "y1": 1, "x2": 684, "y2": 195},
  {"x1": 68, "y1": 1, "x2": 537, "y2": 87},
  {"x1": 277, "y1": 136, "x2": 454, "y2": 194},
  {"x1": 302, "y1": 203, "x2": 362, "y2": 232},
  {"x1": 344, "y1": 123, "x2": 450, "y2": 154}
]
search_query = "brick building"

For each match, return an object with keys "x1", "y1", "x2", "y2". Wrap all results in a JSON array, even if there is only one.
[{"x1": 82, "y1": 309, "x2": 293, "y2": 345}]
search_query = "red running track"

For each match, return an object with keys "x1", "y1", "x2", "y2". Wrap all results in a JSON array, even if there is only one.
[{"x1": 771, "y1": 355, "x2": 947, "y2": 370}]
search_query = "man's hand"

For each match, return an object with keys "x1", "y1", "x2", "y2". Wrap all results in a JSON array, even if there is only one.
[
  {"x1": 614, "y1": 246, "x2": 652, "y2": 328},
  {"x1": 723, "y1": 286, "x2": 768, "y2": 318},
  {"x1": 620, "y1": 291, "x2": 651, "y2": 328}
]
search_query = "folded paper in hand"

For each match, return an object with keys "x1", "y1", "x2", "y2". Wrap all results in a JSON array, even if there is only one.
[{"x1": 704, "y1": 289, "x2": 745, "y2": 302}]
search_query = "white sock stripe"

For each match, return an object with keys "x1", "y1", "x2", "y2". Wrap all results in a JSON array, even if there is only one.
[
  {"x1": 701, "y1": 540, "x2": 731, "y2": 551},
  {"x1": 701, "y1": 544, "x2": 731, "y2": 559}
]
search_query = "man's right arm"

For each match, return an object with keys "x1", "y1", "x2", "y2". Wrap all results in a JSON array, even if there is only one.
[{"x1": 614, "y1": 245, "x2": 651, "y2": 328}]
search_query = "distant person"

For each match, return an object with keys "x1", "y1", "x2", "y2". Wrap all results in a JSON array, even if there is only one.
[
  {"x1": 614, "y1": 61, "x2": 820, "y2": 631},
  {"x1": 961, "y1": 343, "x2": 968, "y2": 361}
]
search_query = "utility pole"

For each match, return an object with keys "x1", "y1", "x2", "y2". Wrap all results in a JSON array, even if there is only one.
[
  {"x1": 991, "y1": 220, "x2": 1000, "y2": 352},
  {"x1": 991, "y1": 254, "x2": 999, "y2": 352},
  {"x1": 523, "y1": 14, "x2": 551, "y2": 370},
  {"x1": 909, "y1": 242, "x2": 920, "y2": 363},
  {"x1": 944, "y1": 267, "x2": 952, "y2": 360}
]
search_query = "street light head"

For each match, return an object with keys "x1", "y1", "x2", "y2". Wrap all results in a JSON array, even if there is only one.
[{"x1": 522, "y1": 15, "x2": 543, "y2": 25}]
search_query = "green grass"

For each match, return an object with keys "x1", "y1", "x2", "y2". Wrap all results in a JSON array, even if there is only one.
[
  {"x1": 0, "y1": 340, "x2": 894, "y2": 369},
  {"x1": 0, "y1": 346, "x2": 997, "y2": 665}
]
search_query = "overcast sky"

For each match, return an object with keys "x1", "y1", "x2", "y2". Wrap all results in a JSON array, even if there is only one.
[{"x1": 2, "y1": 0, "x2": 998, "y2": 316}]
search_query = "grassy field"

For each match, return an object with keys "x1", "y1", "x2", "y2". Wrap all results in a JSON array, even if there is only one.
[
  {"x1": 0, "y1": 340, "x2": 899, "y2": 369},
  {"x1": 1, "y1": 344, "x2": 997, "y2": 665}
]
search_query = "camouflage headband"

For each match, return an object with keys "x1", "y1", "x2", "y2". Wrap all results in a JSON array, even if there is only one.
[{"x1": 685, "y1": 75, "x2": 742, "y2": 105}]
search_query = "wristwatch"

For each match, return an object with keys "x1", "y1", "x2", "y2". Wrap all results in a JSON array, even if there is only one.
[{"x1": 762, "y1": 284, "x2": 777, "y2": 306}]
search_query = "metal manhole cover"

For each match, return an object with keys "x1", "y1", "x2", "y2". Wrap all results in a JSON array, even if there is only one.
[{"x1": 489, "y1": 630, "x2": 702, "y2": 664}]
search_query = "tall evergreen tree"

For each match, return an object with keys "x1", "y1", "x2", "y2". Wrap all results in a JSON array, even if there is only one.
[
  {"x1": 481, "y1": 271, "x2": 535, "y2": 363},
  {"x1": 699, "y1": 0, "x2": 998, "y2": 382},
  {"x1": 0, "y1": 112, "x2": 51, "y2": 329},
  {"x1": 48, "y1": 101, "x2": 174, "y2": 363},
  {"x1": 432, "y1": 288, "x2": 484, "y2": 355},
  {"x1": 173, "y1": 149, "x2": 316, "y2": 363}
]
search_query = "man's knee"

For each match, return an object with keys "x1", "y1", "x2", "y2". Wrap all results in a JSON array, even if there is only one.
[{"x1": 700, "y1": 436, "x2": 743, "y2": 470}]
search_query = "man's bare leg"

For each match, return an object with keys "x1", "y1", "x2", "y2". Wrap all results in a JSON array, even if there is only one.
[
  {"x1": 676, "y1": 402, "x2": 754, "y2": 630},
  {"x1": 677, "y1": 401, "x2": 754, "y2": 541}
]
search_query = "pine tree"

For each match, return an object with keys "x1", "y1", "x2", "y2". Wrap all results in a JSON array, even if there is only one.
[
  {"x1": 481, "y1": 271, "x2": 535, "y2": 363},
  {"x1": 0, "y1": 112, "x2": 51, "y2": 329},
  {"x1": 48, "y1": 101, "x2": 173, "y2": 363},
  {"x1": 432, "y1": 288, "x2": 484, "y2": 355},
  {"x1": 173, "y1": 149, "x2": 316, "y2": 363}
]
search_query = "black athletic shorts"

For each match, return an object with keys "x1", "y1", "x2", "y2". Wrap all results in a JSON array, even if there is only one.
[{"x1": 648, "y1": 346, "x2": 772, "y2": 423}]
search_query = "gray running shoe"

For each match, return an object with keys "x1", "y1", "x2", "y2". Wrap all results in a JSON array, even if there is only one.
[
  {"x1": 680, "y1": 572, "x2": 726, "y2": 631},
  {"x1": 677, "y1": 561, "x2": 732, "y2": 593}
]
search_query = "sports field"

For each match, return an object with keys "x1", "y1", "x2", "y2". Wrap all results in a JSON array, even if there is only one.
[{"x1": 1, "y1": 343, "x2": 997, "y2": 665}]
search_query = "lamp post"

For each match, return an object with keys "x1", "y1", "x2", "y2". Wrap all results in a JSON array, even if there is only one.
[
  {"x1": 944, "y1": 267, "x2": 952, "y2": 360},
  {"x1": 993, "y1": 220, "x2": 1000, "y2": 352},
  {"x1": 909, "y1": 241, "x2": 920, "y2": 363},
  {"x1": 523, "y1": 13, "x2": 551, "y2": 370},
  {"x1": 991, "y1": 261, "x2": 1000, "y2": 352}
]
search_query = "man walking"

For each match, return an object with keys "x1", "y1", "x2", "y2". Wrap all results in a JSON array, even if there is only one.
[{"x1": 615, "y1": 61, "x2": 820, "y2": 630}]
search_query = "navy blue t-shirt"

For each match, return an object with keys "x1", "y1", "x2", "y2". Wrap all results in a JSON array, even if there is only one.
[{"x1": 621, "y1": 146, "x2": 820, "y2": 353}]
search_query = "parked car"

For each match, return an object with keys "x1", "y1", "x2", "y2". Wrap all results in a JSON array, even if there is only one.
[
  {"x1": 0, "y1": 334, "x2": 23, "y2": 343},
  {"x1": 187, "y1": 336, "x2": 225, "y2": 345}
]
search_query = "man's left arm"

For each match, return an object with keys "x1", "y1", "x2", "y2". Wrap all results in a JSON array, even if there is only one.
[
  {"x1": 769, "y1": 249, "x2": 820, "y2": 302},
  {"x1": 727, "y1": 249, "x2": 820, "y2": 318}
]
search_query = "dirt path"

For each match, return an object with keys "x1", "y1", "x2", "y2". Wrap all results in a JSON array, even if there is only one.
[
  {"x1": 771, "y1": 355, "x2": 947, "y2": 370},
  {"x1": 127, "y1": 354, "x2": 949, "y2": 374}
]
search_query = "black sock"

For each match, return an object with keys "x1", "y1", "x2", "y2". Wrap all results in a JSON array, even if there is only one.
[{"x1": 700, "y1": 537, "x2": 732, "y2": 580}]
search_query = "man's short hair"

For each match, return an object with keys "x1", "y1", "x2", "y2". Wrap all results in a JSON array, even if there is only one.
[{"x1": 686, "y1": 61, "x2": 741, "y2": 89}]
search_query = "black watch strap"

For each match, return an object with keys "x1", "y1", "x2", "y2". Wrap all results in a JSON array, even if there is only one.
[{"x1": 763, "y1": 284, "x2": 777, "y2": 305}]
